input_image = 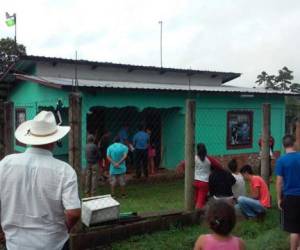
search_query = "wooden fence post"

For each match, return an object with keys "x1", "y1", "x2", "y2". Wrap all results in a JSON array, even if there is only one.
[
  {"x1": 295, "y1": 120, "x2": 300, "y2": 151},
  {"x1": 69, "y1": 93, "x2": 82, "y2": 194},
  {"x1": 184, "y1": 99, "x2": 196, "y2": 211},
  {"x1": 261, "y1": 103, "x2": 270, "y2": 186},
  {"x1": 0, "y1": 100, "x2": 4, "y2": 159},
  {"x1": 4, "y1": 101, "x2": 14, "y2": 156}
]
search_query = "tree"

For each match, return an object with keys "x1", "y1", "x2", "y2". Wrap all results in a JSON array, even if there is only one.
[
  {"x1": 0, "y1": 37, "x2": 26, "y2": 75},
  {"x1": 255, "y1": 71, "x2": 276, "y2": 89},
  {"x1": 255, "y1": 66, "x2": 298, "y2": 92}
]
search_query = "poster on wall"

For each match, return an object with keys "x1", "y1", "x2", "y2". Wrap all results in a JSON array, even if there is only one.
[
  {"x1": 15, "y1": 108, "x2": 26, "y2": 146},
  {"x1": 227, "y1": 111, "x2": 253, "y2": 149}
]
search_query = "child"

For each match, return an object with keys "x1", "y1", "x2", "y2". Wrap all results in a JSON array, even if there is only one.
[
  {"x1": 228, "y1": 159, "x2": 246, "y2": 198},
  {"x1": 194, "y1": 200, "x2": 245, "y2": 250},
  {"x1": 107, "y1": 136, "x2": 128, "y2": 197}
]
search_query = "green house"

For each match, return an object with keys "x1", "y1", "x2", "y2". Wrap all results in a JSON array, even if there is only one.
[{"x1": 7, "y1": 55, "x2": 293, "y2": 169}]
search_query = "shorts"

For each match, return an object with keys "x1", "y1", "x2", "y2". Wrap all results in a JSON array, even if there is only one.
[
  {"x1": 282, "y1": 195, "x2": 300, "y2": 233},
  {"x1": 110, "y1": 174, "x2": 126, "y2": 186}
]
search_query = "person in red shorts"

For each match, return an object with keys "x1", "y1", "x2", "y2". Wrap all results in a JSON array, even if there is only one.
[{"x1": 194, "y1": 143, "x2": 222, "y2": 209}]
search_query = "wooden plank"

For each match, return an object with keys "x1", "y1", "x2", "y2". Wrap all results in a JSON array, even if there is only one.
[
  {"x1": 0, "y1": 100, "x2": 4, "y2": 159},
  {"x1": 69, "y1": 210, "x2": 204, "y2": 250},
  {"x1": 68, "y1": 92, "x2": 82, "y2": 194},
  {"x1": 185, "y1": 99, "x2": 196, "y2": 211},
  {"x1": 261, "y1": 103, "x2": 270, "y2": 186},
  {"x1": 3, "y1": 102, "x2": 14, "y2": 156}
]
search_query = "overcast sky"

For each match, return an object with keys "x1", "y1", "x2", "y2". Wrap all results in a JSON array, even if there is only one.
[{"x1": 2, "y1": 0, "x2": 300, "y2": 86}]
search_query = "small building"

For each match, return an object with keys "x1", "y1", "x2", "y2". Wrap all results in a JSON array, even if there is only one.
[{"x1": 6, "y1": 55, "x2": 293, "y2": 168}]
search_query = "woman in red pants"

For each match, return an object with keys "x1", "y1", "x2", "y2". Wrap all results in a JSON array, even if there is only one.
[{"x1": 194, "y1": 143, "x2": 222, "y2": 209}]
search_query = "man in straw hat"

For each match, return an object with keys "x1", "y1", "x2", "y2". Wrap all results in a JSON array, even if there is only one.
[{"x1": 0, "y1": 111, "x2": 81, "y2": 250}]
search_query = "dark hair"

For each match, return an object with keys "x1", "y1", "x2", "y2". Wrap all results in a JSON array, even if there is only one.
[
  {"x1": 283, "y1": 134, "x2": 295, "y2": 148},
  {"x1": 206, "y1": 200, "x2": 236, "y2": 236},
  {"x1": 114, "y1": 135, "x2": 121, "y2": 143},
  {"x1": 197, "y1": 143, "x2": 207, "y2": 162},
  {"x1": 240, "y1": 164, "x2": 253, "y2": 175},
  {"x1": 138, "y1": 124, "x2": 145, "y2": 131},
  {"x1": 87, "y1": 134, "x2": 95, "y2": 143},
  {"x1": 228, "y1": 159, "x2": 238, "y2": 173}
]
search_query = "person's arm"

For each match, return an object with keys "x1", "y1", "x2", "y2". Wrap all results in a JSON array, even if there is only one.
[
  {"x1": 275, "y1": 159, "x2": 283, "y2": 210},
  {"x1": 117, "y1": 146, "x2": 129, "y2": 165},
  {"x1": 117, "y1": 152, "x2": 128, "y2": 165},
  {"x1": 276, "y1": 176, "x2": 283, "y2": 210},
  {"x1": 207, "y1": 156, "x2": 223, "y2": 170},
  {"x1": 193, "y1": 235, "x2": 204, "y2": 250},
  {"x1": 230, "y1": 173, "x2": 236, "y2": 186},
  {"x1": 107, "y1": 155, "x2": 118, "y2": 167},
  {"x1": 251, "y1": 186, "x2": 260, "y2": 199},
  {"x1": 65, "y1": 208, "x2": 81, "y2": 232},
  {"x1": 107, "y1": 146, "x2": 119, "y2": 167},
  {"x1": 239, "y1": 238, "x2": 246, "y2": 250},
  {"x1": 62, "y1": 168, "x2": 81, "y2": 232}
]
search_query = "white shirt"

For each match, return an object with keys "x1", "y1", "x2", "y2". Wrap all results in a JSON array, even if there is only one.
[
  {"x1": 232, "y1": 173, "x2": 246, "y2": 198},
  {"x1": 194, "y1": 156, "x2": 212, "y2": 182},
  {"x1": 0, "y1": 148, "x2": 81, "y2": 250}
]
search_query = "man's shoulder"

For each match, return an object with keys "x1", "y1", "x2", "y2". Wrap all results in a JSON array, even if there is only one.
[
  {"x1": 281, "y1": 152, "x2": 300, "y2": 159},
  {"x1": 51, "y1": 157, "x2": 76, "y2": 174},
  {"x1": 0, "y1": 152, "x2": 25, "y2": 165}
]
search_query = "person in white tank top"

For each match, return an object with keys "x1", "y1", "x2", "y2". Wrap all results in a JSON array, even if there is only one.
[
  {"x1": 227, "y1": 159, "x2": 246, "y2": 198},
  {"x1": 194, "y1": 143, "x2": 223, "y2": 209}
]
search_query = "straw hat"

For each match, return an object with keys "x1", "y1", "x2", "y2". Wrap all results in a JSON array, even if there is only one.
[{"x1": 15, "y1": 111, "x2": 70, "y2": 145}]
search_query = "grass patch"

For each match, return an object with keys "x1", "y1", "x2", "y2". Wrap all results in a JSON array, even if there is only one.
[
  {"x1": 96, "y1": 179, "x2": 184, "y2": 213},
  {"x1": 108, "y1": 178, "x2": 290, "y2": 250}
]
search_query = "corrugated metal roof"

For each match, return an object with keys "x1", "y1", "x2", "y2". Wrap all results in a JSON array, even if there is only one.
[
  {"x1": 18, "y1": 55, "x2": 241, "y2": 83},
  {"x1": 15, "y1": 74, "x2": 297, "y2": 95}
]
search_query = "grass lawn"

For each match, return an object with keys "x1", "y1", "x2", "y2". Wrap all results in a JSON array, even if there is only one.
[
  {"x1": 99, "y1": 178, "x2": 290, "y2": 250},
  {"x1": 96, "y1": 179, "x2": 185, "y2": 213}
]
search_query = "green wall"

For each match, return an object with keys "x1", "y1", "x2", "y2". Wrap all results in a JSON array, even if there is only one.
[
  {"x1": 9, "y1": 79, "x2": 286, "y2": 169},
  {"x1": 9, "y1": 80, "x2": 70, "y2": 156},
  {"x1": 195, "y1": 94, "x2": 285, "y2": 157}
]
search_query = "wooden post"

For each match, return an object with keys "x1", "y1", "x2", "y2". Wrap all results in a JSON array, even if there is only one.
[
  {"x1": 261, "y1": 103, "x2": 270, "y2": 186},
  {"x1": 3, "y1": 102, "x2": 14, "y2": 156},
  {"x1": 69, "y1": 93, "x2": 82, "y2": 194},
  {"x1": 0, "y1": 100, "x2": 4, "y2": 159},
  {"x1": 295, "y1": 120, "x2": 300, "y2": 151},
  {"x1": 184, "y1": 99, "x2": 196, "y2": 211}
]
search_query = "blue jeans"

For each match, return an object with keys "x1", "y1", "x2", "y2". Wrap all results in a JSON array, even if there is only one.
[{"x1": 236, "y1": 196, "x2": 266, "y2": 218}]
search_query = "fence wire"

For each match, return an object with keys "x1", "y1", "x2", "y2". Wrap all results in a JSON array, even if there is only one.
[{"x1": 12, "y1": 99, "x2": 187, "y2": 220}]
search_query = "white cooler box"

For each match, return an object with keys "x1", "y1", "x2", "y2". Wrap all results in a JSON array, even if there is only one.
[{"x1": 81, "y1": 194, "x2": 120, "y2": 227}]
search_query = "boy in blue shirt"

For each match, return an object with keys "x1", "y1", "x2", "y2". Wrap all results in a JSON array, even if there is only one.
[
  {"x1": 276, "y1": 134, "x2": 300, "y2": 250},
  {"x1": 107, "y1": 137, "x2": 128, "y2": 197}
]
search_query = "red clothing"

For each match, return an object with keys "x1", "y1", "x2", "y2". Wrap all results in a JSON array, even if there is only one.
[
  {"x1": 250, "y1": 175, "x2": 271, "y2": 208},
  {"x1": 194, "y1": 180, "x2": 209, "y2": 209}
]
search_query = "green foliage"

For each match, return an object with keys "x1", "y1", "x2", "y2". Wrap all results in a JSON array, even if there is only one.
[
  {"x1": 0, "y1": 37, "x2": 26, "y2": 74},
  {"x1": 256, "y1": 66, "x2": 299, "y2": 92},
  {"x1": 0, "y1": 37, "x2": 26, "y2": 57}
]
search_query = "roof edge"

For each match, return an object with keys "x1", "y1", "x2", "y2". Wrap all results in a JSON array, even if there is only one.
[{"x1": 19, "y1": 55, "x2": 241, "y2": 83}]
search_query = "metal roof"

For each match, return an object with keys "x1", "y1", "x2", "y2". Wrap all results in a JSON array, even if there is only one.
[
  {"x1": 18, "y1": 55, "x2": 241, "y2": 83},
  {"x1": 15, "y1": 74, "x2": 297, "y2": 95}
]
